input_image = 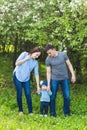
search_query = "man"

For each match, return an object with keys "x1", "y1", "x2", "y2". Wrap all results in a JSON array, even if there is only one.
[{"x1": 45, "y1": 44, "x2": 76, "y2": 117}]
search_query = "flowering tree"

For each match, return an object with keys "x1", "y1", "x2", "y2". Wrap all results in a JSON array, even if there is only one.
[{"x1": 0, "y1": 0, "x2": 87, "y2": 82}]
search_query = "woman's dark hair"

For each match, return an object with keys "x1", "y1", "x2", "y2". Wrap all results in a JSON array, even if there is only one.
[
  {"x1": 31, "y1": 47, "x2": 41, "y2": 54},
  {"x1": 45, "y1": 44, "x2": 55, "y2": 52},
  {"x1": 31, "y1": 47, "x2": 41, "y2": 60}
]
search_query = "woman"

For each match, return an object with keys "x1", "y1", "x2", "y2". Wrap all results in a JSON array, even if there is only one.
[{"x1": 13, "y1": 47, "x2": 41, "y2": 115}]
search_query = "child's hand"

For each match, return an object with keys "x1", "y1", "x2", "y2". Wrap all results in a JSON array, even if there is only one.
[{"x1": 46, "y1": 86, "x2": 50, "y2": 91}]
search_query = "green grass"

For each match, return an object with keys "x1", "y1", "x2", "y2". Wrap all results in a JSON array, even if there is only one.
[{"x1": 0, "y1": 53, "x2": 87, "y2": 130}]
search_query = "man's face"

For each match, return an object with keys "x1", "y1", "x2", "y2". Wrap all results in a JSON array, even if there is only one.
[{"x1": 46, "y1": 49, "x2": 55, "y2": 57}]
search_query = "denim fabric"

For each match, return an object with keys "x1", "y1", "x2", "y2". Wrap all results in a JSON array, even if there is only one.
[
  {"x1": 50, "y1": 79, "x2": 70, "y2": 116},
  {"x1": 40, "y1": 101, "x2": 49, "y2": 115},
  {"x1": 13, "y1": 73, "x2": 32, "y2": 113}
]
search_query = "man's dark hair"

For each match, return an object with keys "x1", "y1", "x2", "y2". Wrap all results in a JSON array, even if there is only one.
[{"x1": 45, "y1": 44, "x2": 55, "y2": 52}]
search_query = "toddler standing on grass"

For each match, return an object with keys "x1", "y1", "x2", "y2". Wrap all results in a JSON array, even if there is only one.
[{"x1": 38, "y1": 80, "x2": 52, "y2": 117}]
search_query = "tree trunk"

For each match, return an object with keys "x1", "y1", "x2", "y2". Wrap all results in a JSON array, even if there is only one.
[{"x1": 13, "y1": 33, "x2": 18, "y2": 68}]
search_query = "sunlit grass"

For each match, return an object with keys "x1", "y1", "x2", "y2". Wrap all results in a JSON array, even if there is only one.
[{"x1": 0, "y1": 85, "x2": 87, "y2": 130}]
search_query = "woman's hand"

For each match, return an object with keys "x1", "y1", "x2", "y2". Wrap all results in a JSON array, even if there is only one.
[
  {"x1": 37, "y1": 87, "x2": 40, "y2": 93},
  {"x1": 25, "y1": 54, "x2": 31, "y2": 60}
]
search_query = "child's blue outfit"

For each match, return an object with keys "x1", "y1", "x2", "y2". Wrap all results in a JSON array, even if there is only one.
[{"x1": 39, "y1": 80, "x2": 52, "y2": 115}]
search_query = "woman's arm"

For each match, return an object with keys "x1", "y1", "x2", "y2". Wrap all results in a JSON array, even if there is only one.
[
  {"x1": 35, "y1": 75, "x2": 40, "y2": 92},
  {"x1": 15, "y1": 54, "x2": 31, "y2": 66}
]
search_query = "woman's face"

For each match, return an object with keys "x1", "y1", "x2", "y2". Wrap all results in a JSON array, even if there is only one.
[{"x1": 31, "y1": 52, "x2": 41, "y2": 59}]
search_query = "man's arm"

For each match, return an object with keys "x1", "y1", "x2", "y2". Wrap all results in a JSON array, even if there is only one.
[
  {"x1": 66, "y1": 59, "x2": 76, "y2": 83},
  {"x1": 46, "y1": 66, "x2": 51, "y2": 89}
]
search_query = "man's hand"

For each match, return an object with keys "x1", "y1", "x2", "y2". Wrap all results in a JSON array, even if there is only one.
[{"x1": 71, "y1": 75, "x2": 76, "y2": 83}]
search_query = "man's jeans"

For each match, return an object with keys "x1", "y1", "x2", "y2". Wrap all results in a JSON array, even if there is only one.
[
  {"x1": 50, "y1": 79, "x2": 70, "y2": 116},
  {"x1": 13, "y1": 73, "x2": 32, "y2": 113}
]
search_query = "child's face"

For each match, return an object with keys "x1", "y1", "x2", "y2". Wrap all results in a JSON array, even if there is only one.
[{"x1": 42, "y1": 85, "x2": 47, "y2": 90}]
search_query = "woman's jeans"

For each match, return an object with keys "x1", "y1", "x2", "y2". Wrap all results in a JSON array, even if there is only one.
[
  {"x1": 13, "y1": 73, "x2": 32, "y2": 113},
  {"x1": 50, "y1": 79, "x2": 70, "y2": 116}
]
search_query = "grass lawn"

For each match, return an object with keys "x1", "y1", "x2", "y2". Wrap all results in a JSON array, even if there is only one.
[{"x1": 0, "y1": 54, "x2": 87, "y2": 130}]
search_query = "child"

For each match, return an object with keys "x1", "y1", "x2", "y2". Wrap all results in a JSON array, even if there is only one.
[{"x1": 38, "y1": 80, "x2": 52, "y2": 117}]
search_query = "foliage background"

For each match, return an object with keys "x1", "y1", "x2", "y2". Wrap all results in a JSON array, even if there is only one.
[
  {"x1": 0, "y1": 0, "x2": 87, "y2": 82},
  {"x1": 0, "y1": 0, "x2": 87, "y2": 129}
]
